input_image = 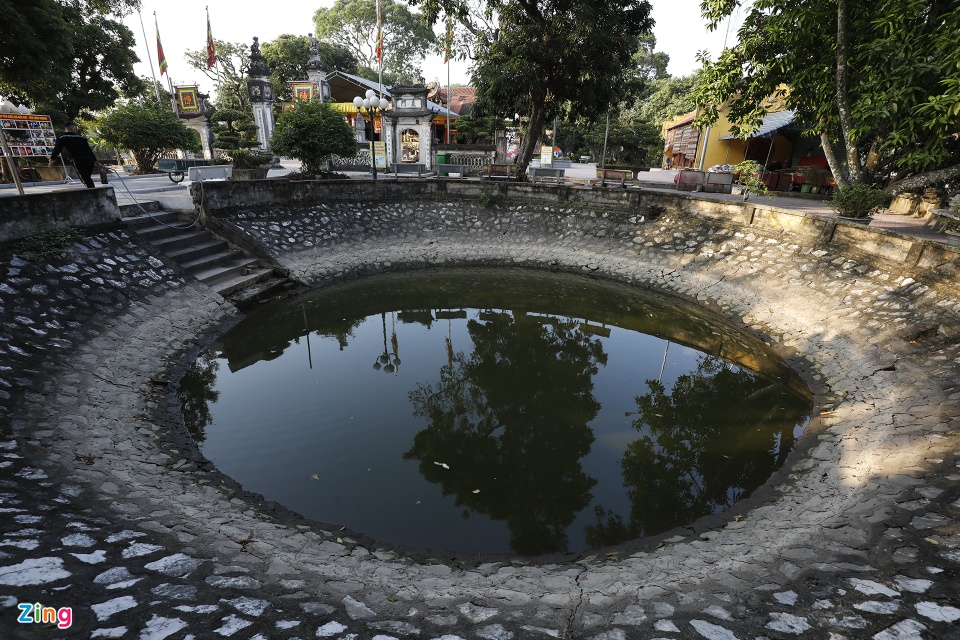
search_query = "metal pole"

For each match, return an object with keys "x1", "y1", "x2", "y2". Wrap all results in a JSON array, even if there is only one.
[
  {"x1": 553, "y1": 116, "x2": 558, "y2": 157},
  {"x1": 139, "y1": 10, "x2": 163, "y2": 108},
  {"x1": 0, "y1": 130, "x2": 24, "y2": 195},
  {"x1": 445, "y1": 61, "x2": 451, "y2": 144},
  {"x1": 760, "y1": 136, "x2": 775, "y2": 185},
  {"x1": 369, "y1": 108, "x2": 378, "y2": 180},
  {"x1": 600, "y1": 106, "x2": 611, "y2": 173}
]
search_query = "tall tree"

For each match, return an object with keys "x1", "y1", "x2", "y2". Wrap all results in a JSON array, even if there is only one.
[
  {"x1": 184, "y1": 41, "x2": 250, "y2": 110},
  {"x1": 696, "y1": 0, "x2": 960, "y2": 195},
  {"x1": 260, "y1": 34, "x2": 359, "y2": 103},
  {"x1": 314, "y1": 0, "x2": 436, "y2": 84},
  {"x1": 98, "y1": 102, "x2": 200, "y2": 172},
  {"x1": 0, "y1": 0, "x2": 140, "y2": 121},
  {"x1": 414, "y1": 0, "x2": 655, "y2": 175}
]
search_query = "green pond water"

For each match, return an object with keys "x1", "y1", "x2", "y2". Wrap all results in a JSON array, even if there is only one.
[{"x1": 179, "y1": 268, "x2": 812, "y2": 556}]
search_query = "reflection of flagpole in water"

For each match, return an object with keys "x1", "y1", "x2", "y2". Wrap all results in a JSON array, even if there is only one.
[
  {"x1": 445, "y1": 318, "x2": 453, "y2": 368},
  {"x1": 658, "y1": 341, "x2": 670, "y2": 383},
  {"x1": 302, "y1": 302, "x2": 313, "y2": 370}
]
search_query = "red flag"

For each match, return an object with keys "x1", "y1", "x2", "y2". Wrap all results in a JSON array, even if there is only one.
[
  {"x1": 375, "y1": 0, "x2": 383, "y2": 64},
  {"x1": 157, "y1": 27, "x2": 168, "y2": 75},
  {"x1": 206, "y1": 10, "x2": 217, "y2": 69}
]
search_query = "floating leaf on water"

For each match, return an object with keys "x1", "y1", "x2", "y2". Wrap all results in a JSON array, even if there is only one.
[
  {"x1": 310, "y1": 474, "x2": 319, "y2": 480},
  {"x1": 433, "y1": 462, "x2": 450, "y2": 469},
  {"x1": 925, "y1": 537, "x2": 940, "y2": 545},
  {"x1": 472, "y1": 489, "x2": 481, "y2": 494},
  {"x1": 336, "y1": 537, "x2": 343, "y2": 544}
]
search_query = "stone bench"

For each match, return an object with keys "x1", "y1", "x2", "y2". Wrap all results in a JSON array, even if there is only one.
[
  {"x1": 485, "y1": 164, "x2": 518, "y2": 181},
  {"x1": 530, "y1": 167, "x2": 565, "y2": 185},
  {"x1": 434, "y1": 164, "x2": 469, "y2": 179},
  {"x1": 392, "y1": 163, "x2": 428, "y2": 179},
  {"x1": 600, "y1": 169, "x2": 632, "y2": 188}
]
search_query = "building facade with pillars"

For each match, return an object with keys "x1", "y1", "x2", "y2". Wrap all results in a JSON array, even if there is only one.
[
  {"x1": 246, "y1": 37, "x2": 275, "y2": 151},
  {"x1": 382, "y1": 84, "x2": 435, "y2": 168}
]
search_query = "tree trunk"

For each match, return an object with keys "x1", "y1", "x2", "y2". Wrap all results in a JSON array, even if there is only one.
[
  {"x1": 835, "y1": 0, "x2": 862, "y2": 183},
  {"x1": 883, "y1": 163, "x2": 960, "y2": 197},
  {"x1": 516, "y1": 96, "x2": 546, "y2": 178},
  {"x1": 820, "y1": 131, "x2": 846, "y2": 187}
]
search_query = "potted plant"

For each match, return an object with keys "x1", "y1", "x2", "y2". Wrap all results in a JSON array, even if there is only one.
[
  {"x1": 830, "y1": 182, "x2": 886, "y2": 223},
  {"x1": 227, "y1": 149, "x2": 273, "y2": 180},
  {"x1": 209, "y1": 108, "x2": 271, "y2": 180},
  {"x1": 732, "y1": 160, "x2": 770, "y2": 201},
  {"x1": 796, "y1": 165, "x2": 831, "y2": 194}
]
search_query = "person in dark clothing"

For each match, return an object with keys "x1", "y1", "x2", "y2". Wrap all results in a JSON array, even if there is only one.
[{"x1": 48, "y1": 122, "x2": 100, "y2": 188}]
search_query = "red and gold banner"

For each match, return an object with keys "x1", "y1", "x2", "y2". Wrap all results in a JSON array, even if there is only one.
[
  {"x1": 290, "y1": 82, "x2": 317, "y2": 103},
  {"x1": 176, "y1": 86, "x2": 200, "y2": 113}
]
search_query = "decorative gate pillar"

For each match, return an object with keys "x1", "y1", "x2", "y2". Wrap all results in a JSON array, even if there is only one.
[
  {"x1": 246, "y1": 37, "x2": 275, "y2": 151},
  {"x1": 382, "y1": 84, "x2": 434, "y2": 169},
  {"x1": 305, "y1": 34, "x2": 331, "y2": 102}
]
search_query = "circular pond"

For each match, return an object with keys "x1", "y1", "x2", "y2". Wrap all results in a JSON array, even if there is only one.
[{"x1": 179, "y1": 268, "x2": 811, "y2": 556}]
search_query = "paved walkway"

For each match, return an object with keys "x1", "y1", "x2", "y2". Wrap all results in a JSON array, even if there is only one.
[{"x1": 3, "y1": 163, "x2": 949, "y2": 247}]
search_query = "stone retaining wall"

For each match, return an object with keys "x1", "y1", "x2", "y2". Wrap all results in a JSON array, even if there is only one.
[
  {"x1": 193, "y1": 179, "x2": 960, "y2": 284},
  {"x1": 3, "y1": 183, "x2": 960, "y2": 637},
  {"x1": 0, "y1": 186, "x2": 120, "y2": 245}
]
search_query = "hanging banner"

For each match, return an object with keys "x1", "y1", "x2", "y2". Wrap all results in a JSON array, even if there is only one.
[
  {"x1": 176, "y1": 86, "x2": 200, "y2": 113},
  {"x1": 540, "y1": 145, "x2": 554, "y2": 167},
  {"x1": 290, "y1": 82, "x2": 317, "y2": 103},
  {"x1": 371, "y1": 141, "x2": 387, "y2": 169},
  {"x1": 0, "y1": 114, "x2": 56, "y2": 157}
]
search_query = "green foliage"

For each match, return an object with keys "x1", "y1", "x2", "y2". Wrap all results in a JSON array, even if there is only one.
[
  {"x1": 15, "y1": 226, "x2": 83, "y2": 261},
  {"x1": 695, "y1": 0, "x2": 960, "y2": 188},
  {"x1": 1, "y1": 0, "x2": 140, "y2": 121},
  {"x1": 261, "y1": 34, "x2": 359, "y2": 103},
  {"x1": 210, "y1": 108, "x2": 260, "y2": 159},
  {"x1": 314, "y1": 0, "x2": 435, "y2": 82},
  {"x1": 415, "y1": 0, "x2": 655, "y2": 173},
  {"x1": 98, "y1": 103, "x2": 200, "y2": 172},
  {"x1": 271, "y1": 101, "x2": 358, "y2": 174},
  {"x1": 830, "y1": 182, "x2": 887, "y2": 219},
  {"x1": 732, "y1": 160, "x2": 770, "y2": 201},
  {"x1": 184, "y1": 41, "x2": 251, "y2": 110},
  {"x1": 227, "y1": 149, "x2": 273, "y2": 170}
]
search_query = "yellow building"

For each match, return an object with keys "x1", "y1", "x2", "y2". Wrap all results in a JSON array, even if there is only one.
[{"x1": 662, "y1": 104, "x2": 828, "y2": 191}]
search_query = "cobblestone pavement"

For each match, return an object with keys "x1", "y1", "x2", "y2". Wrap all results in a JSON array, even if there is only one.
[{"x1": 1, "y1": 198, "x2": 959, "y2": 639}]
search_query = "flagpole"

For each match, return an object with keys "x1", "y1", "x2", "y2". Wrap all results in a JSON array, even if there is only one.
[
  {"x1": 206, "y1": 6, "x2": 222, "y2": 104},
  {"x1": 446, "y1": 59, "x2": 451, "y2": 144},
  {"x1": 138, "y1": 10, "x2": 163, "y2": 108},
  {"x1": 376, "y1": 0, "x2": 383, "y2": 97}
]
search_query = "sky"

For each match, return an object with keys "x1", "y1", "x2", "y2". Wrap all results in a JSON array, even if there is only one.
[{"x1": 123, "y1": 0, "x2": 744, "y2": 98}]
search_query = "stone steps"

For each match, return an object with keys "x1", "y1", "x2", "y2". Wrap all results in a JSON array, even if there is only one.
[{"x1": 123, "y1": 203, "x2": 282, "y2": 300}]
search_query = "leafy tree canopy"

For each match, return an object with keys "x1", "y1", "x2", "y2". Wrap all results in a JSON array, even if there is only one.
[
  {"x1": 185, "y1": 41, "x2": 251, "y2": 110},
  {"x1": 413, "y1": 0, "x2": 655, "y2": 174},
  {"x1": 98, "y1": 102, "x2": 200, "y2": 172},
  {"x1": 261, "y1": 34, "x2": 360, "y2": 103},
  {"x1": 0, "y1": 0, "x2": 140, "y2": 122},
  {"x1": 314, "y1": 0, "x2": 435, "y2": 84},
  {"x1": 694, "y1": 0, "x2": 960, "y2": 195},
  {"x1": 271, "y1": 100, "x2": 358, "y2": 174}
]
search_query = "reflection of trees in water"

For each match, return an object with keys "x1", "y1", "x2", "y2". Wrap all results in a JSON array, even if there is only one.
[
  {"x1": 177, "y1": 350, "x2": 220, "y2": 443},
  {"x1": 586, "y1": 356, "x2": 811, "y2": 549},
  {"x1": 311, "y1": 316, "x2": 364, "y2": 351},
  {"x1": 405, "y1": 313, "x2": 607, "y2": 555}
]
